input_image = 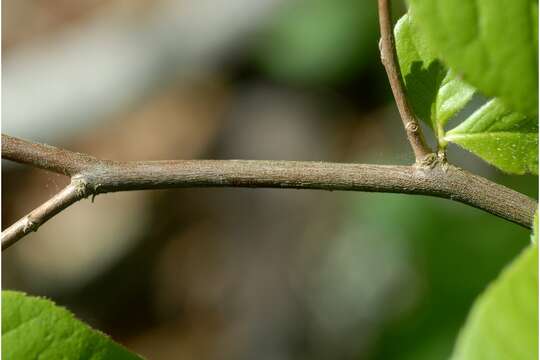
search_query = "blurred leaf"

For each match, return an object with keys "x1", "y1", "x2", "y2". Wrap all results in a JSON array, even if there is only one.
[
  {"x1": 2, "y1": 291, "x2": 142, "y2": 360},
  {"x1": 395, "y1": 14, "x2": 474, "y2": 138},
  {"x1": 256, "y1": 0, "x2": 378, "y2": 84},
  {"x1": 533, "y1": 211, "x2": 538, "y2": 244},
  {"x1": 408, "y1": 0, "x2": 538, "y2": 117},
  {"x1": 445, "y1": 99, "x2": 538, "y2": 175},
  {"x1": 451, "y1": 245, "x2": 538, "y2": 360},
  {"x1": 362, "y1": 190, "x2": 530, "y2": 360}
]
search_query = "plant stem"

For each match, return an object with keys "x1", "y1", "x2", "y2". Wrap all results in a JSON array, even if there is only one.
[
  {"x1": 1, "y1": 179, "x2": 87, "y2": 250},
  {"x1": 377, "y1": 0, "x2": 432, "y2": 162},
  {"x1": 2, "y1": 134, "x2": 536, "y2": 250}
]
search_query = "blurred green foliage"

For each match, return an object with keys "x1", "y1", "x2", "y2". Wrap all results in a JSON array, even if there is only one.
[
  {"x1": 255, "y1": 0, "x2": 380, "y2": 84},
  {"x1": 350, "y1": 175, "x2": 535, "y2": 359}
]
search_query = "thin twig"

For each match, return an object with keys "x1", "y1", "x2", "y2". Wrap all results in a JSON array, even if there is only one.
[
  {"x1": 2, "y1": 134, "x2": 536, "y2": 250},
  {"x1": 1, "y1": 178, "x2": 88, "y2": 250},
  {"x1": 378, "y1": 0, "x2": 432, "y2": 162}
]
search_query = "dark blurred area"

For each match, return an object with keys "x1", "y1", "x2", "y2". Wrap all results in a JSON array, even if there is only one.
[{"x1": 2, "y1": 1, "x2": 537, "y2": 359}]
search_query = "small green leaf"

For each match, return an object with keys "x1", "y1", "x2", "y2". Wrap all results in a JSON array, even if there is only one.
[
  {"x1": 451, "y1": 244, "x2": 538, "y2": 360},
  {"x1": 408, "y1": 0, "x2": 538, "y2": 117},
  {"x1": 435, "y1": 71, "x2": 475, "y2": 129},
  {"x1": 444, "y1": 99, "x2": 538, "y2": 175},
  {"x1": 395, "y1": 14, "x2": 474, "y2": 139},
  {"x1": 2, "y1": 291, "x2": 143, "y2": 360}
]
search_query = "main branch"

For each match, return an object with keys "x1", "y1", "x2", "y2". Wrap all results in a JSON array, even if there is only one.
[{"x1": 2, "y1": 134, "x2": 536, "y2": 251}]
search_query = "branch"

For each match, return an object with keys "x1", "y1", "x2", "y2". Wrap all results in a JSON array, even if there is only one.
[
  {"x1": 378, "y1": 0, "x2": 432, "y2": 161},
  {"x1": 2, "y1": 134, "x2": 98, "y2": 175},
  {"x1": 2, "y1": 134, "x2": 536, "y2": 251},
  {"x1": 1, "y1": 179, "x2": 88, "y2": 250}
]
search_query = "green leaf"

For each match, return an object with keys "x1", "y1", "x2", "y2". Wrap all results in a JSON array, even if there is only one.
[
  {"x1": 2, "y1": 291, "x2": 143, "y2": 360},
  {"x1": 451, "y1": 244, "x2": 538, "y2": 360},
  {"x1": 408, "y1": 0, "x2": 538, "y2": 117},
  {"x1": 444, "y1": 99, "x2": 538, "y2": 175},
  {"x1": 395, "y1": 14, "x2": 475, "y2": 139}
]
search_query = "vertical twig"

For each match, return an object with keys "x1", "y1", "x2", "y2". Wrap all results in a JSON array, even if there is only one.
[{"x1": 378, "y1": 0, "x2": 432, "y2": 162}]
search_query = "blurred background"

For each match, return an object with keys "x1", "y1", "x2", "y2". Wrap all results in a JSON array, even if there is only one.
[{"x1": 2, "y1": 0, "x2": 537, "y2": 359}]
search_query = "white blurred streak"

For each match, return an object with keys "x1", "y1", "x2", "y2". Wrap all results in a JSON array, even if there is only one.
[{"x1": 3, "y1": 0, "x2": 284, "y2": 142}]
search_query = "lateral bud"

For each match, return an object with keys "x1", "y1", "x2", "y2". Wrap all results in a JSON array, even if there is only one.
[{"x1": 405, "y1": 122, "x2": 419, "y2": 133}]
